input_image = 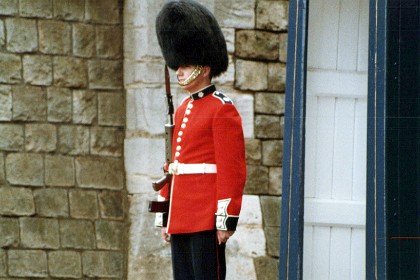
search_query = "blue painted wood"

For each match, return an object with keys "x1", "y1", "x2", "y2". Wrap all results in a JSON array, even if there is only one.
[
  {"x1": 278, "y1": 0, "x2": 308, "y2": 279},
  {"x1": 366, "y1": 0, "x2": 387, "y2": 279}
]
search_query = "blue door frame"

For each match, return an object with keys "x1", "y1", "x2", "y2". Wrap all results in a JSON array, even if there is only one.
[
  {"x1": 366, "y1": 0, "x2": 387, "y2": 279},
  {"x1": 278, "y1": 0, "x2": 308, "y2": 279}
]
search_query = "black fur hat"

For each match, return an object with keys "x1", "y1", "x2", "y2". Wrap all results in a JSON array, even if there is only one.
[{"x1": 156, "y1": 0, "x2": 228, "y2": 77}]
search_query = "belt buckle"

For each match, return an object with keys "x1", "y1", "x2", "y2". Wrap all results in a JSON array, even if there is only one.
[{"x1": 170, "y1": 162, "x2": 179, "y2": 175}]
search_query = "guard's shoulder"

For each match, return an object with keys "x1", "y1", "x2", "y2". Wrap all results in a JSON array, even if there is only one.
[{"x1": 212, "y1": 91, "x2": 233, "y2": 104}]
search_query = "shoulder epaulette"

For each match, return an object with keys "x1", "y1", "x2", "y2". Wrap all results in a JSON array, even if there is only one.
[{"x1": 212, "y1": 91, "x2": 233, "y2": 104}]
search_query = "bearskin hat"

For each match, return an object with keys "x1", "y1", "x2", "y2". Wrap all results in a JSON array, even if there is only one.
[{"x1": 156, "y1": 0, "x2": 228, "y2": 77}]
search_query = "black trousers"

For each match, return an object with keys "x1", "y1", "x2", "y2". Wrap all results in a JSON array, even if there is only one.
[{"x1": 171, "y1": 230, "x2": 226, "y2": 280}]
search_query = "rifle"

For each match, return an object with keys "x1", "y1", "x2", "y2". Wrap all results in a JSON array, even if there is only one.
[{"x1": 148, "y1": 66, "x2": 174, "y2": 219}]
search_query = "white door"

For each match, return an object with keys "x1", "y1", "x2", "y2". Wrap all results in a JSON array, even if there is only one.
[{"x1": 303, "y1": 0, "x2": 369, "y2": 279}]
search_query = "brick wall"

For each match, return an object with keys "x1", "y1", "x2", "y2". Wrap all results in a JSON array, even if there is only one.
[{"x1": 0, "y1": 0, "x2": 126, "y2": 279}]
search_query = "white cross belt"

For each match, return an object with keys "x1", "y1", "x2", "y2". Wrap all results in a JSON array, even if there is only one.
[{"x1": 168, "y1": 163, "x2": 217, "y2": 175}]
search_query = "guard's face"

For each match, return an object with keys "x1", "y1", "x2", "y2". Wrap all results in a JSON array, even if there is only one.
[
  {"x1": 176, "y1": 65, "x2": 210, "y2": 93},
  {"x1": 176, "y1": 65, "x2": 196, "y2": 84}
]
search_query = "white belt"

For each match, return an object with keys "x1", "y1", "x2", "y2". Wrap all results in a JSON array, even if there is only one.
[{"x1": 168, "y1": 163, "x2": 217, "y2": 175}]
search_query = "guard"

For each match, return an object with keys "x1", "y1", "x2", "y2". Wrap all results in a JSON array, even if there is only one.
[{"x1": 154, "y1": 1, "x2": 247, "y2": 279}]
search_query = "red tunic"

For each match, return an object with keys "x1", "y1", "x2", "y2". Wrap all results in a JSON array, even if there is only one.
[{"x1": 159, "y1": 86, "x2": 246, "y2": 234}]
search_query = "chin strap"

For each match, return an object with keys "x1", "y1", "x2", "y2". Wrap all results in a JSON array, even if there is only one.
[{"x1": 178, "y1": 65, "x2": 203, "y2": 86}]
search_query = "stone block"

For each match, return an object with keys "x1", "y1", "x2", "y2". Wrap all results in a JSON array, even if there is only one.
[
  {"x1": 20, "y1": 0, "x2": 53, "y2": 18},
  {"x1": 23, "y1": 55, "x2": 52, "y2": 86},
  {"x1": 53, "y1": 56, "x2": 88, "y2": 88},
  {"x1": 96, "y1": 220, "x2": 125, "y2": 250},
  {"x1": 127, "y1": 256, "x2": 173, "y2": 280},
  {"x1": 245, "y1": 165, "x2": 269, "y2": 195},
  {"x1": 236, "y1": 30, "x2": 280, "y2": 61},
  {"x1": 124, "y1": 60, "x2": 163, "y2": 86},
  {"x1": 268, "y1": 62, "x2": 286, "y2": 92},
  {"x1": 124, "y1": 27, "x2": 161, "y2": 60},
  {"x1": 72, "y1": 23, "x2": 96, "y2": 57},
  {"x1": 214, "y1": 0, "x2": 255, "y2": 29},
  {"x1": 124, "y1": 0, "x2": 164, "y2": 27},
  {"x1": 25, "y1": 123, "x2": 57, "y2": 152},
  {"x1": 0, "y1": 20, "x2": 4, "y2": 48},
  {"x1": 69, "y1": 189, "x2": 99, "y2": 219},
  {"x1": 96, "y1": 25, "x2": 122, "y2": 58},
  {"x1": 262, "y1": 140, "x2": 283, "y2": 166},
  {"x1": 73, "y1": 90, "x2": 97, "y2": 124},
  {"x1": 91, "y1": 126, "x2": 124, "y2": 156},
  {"x1": 33, "y1": 188, "x2": 69, "y2": 217},
  {"x1": 0, "y1": 124, "x2": 24, "y2": 151},
  {"x1": 20, "y1": 217, "x2": 59, "y2": 249},
  {"x1": 125, "y1": 87, "x2": 166, "y2": 134},
  {"x1": 269, "y1": 167, "x2": 282, "y2": 195},
  {"x1": 47, "y1": 87, "x2": 72, "y2": 122},
  {"x1": 60, "y1": 219, "x2": 95, "y2": 249},
  {"x1": 228, "y1": 92, "x2": 255, "y2": 139},
  {"x1": 260, "y1": 196, "x2": 281, "y2": 227},
  {"x1": 254, "y1": 256, "x2": 279, "y2": 280},
  {"x1": 99, "y1": 190, "x2": 124, "y2": 219},
  {"x1": 255, "y1": 92, "x2": 285, "y2": 115},
  {"x1": 0, "y1": 85, "x2": 12, "y2": 120},
  {"x1": 239, "y1": 195, "x2": 263, "y2": 225},
  {"x1": 5, "y1": 18, "x2": 38, "y2": 53},
  {"x1": 76, "y1": 157, "x2": 124, "y2": 190},
  {"x1": 58, "y1": 125, "x2": 90, "y2": 155},
  {"x1": 279, "y1": 33, "x2": 288, "y2": 63},
  {"x1": 0, "y1": 154, "x2": 4, "y2": 185},
  {"x1": 0, "y1": 0, "x2": 18, "y2": 15},
  {"x1": 0, "y1": 218, "x2": 19, "y2": 247},
  {"x1": 228, "y1": 223, "x2": 266, "y2": 257},
  {"x1": 226, "y1": 255, "x2": 257, "y2": 280},
  {"x1": 86, "y1": 0, "x2": 120, "y2": 24},
  {"x1": 245, "y1": 139, "x2": 261, "y2": 165},
  {"x1": 39, "y1": 20, "x2": 71, "y2": 54},
  {"x1": 82, "y1": 251, "x2": 123, "y2": 278},
  {"x1": 88, "y1": 59, "x2": 123, "y2": 89},
  {"x1": 6, "y1": 153, "x2": 44, "y2": 186},
  {"x1": 54, "y1": 0, "x2": 85, "y2": 21},
  {"x1": 12, "y1": 85, "x2": 47, "y2": 121},
  {"x1": 213, "y1": 55, "x2": 235, "y2": 86},
  {"x1": 0, "y1": 187, "x2": 35, "y2": 216},
  {"x1": 127, "y1": 173, "x2": 162, "y2": 195},
  {"x1": 255, "y1": 115, "x2": 282, "y2": 139},
  {"x1": 265, "y1": 226, "x2": 280, "y2": 257},
  {"x1": 8, "y1": 250, "x2": 48, "y2": 278},
  {"x1": 256, "y1": 0, "x2": 288, "y2": 31},
  {"x1": 222, "y1": 28, "x2": 235, "y2": 54},
  {"x1": 0, "y1": 53, "x2": 22, "y2": 84},
  {"x1": 0, "y1": 249, "x2": 5, "y2": 276},
  {"x1": 48, "y1": 251, "x2": 82, "y2": 278},
  {"x1": 98, "y1": 90, "x2": 125, "y2": 126},
  {"x1": 45, "y1": 155, "x2": 75, "y2": 187},
  {"x1": 124, "y1": 138, "x2": 164, "y2": 179},
  {"x1": 128, "y1": 193, "x2": 169, "y2": 256},
  {"x1": 235, "y1": 60, "x2": 268, "y2": 91}
]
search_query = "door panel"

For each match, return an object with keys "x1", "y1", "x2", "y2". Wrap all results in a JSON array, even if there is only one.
[{"x1": 304, "y1": 0, "x2": 368, "y2": 279}]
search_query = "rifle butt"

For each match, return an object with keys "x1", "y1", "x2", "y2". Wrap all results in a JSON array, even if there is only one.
[{"x1": 152, "y1": 174, "x2": 172, "y2": 191}]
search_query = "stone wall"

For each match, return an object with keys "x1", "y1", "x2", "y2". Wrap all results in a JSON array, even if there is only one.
[
  {"x1": 238, "y1": 0, "x2": 288, "y2": 277},
  {"x1": 124, "y1": 0, "x2": 288, "y2": 279},
  {"x1": 0, "y1": 0, "x2": 126, "y2": 279}
]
